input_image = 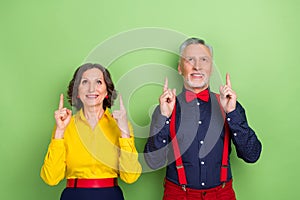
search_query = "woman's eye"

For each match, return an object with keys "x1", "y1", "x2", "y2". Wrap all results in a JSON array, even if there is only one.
[
  {"x1": 81, "y1": 80, "x2": 88, "y2": 84},
  {"x1": 97, "y1": 80, "x2": 102, "y2": 84}
]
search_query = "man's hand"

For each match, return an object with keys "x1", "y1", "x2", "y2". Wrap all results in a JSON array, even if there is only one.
[
  {"x1": 219, "y1": 73, "x2": 237, "y2": 113},
  {"x1": 159, "y1": 78, "x2": 176, "y2": 117}
]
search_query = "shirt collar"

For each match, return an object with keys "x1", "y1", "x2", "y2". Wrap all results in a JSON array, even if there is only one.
[{"x1": 76, "y1": 108, "x2": 110, "y2": 123}]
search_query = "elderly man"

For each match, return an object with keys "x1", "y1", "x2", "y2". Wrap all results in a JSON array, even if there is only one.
[{"x1": 144, "y1": 38, "x2": 262, "y2": 200}]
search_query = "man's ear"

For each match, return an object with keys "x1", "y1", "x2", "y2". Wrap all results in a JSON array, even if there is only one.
[{"x1": 178, "y1": 63, "x2": 182, "y2": 75}]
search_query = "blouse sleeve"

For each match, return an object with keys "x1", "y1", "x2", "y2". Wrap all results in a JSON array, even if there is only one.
[
  {"x1": 40, "y1": 137, "x2": 66, "y2": 186},
  {"x1": 118, "y1": 123, "x2": 142, "y2": 184}
]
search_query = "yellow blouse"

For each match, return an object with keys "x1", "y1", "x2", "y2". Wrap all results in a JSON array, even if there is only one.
[{"x1": 40, "y1": 108, "x2": 141, "y2": 186}]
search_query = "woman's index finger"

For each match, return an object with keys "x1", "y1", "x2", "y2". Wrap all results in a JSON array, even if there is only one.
[{"x1": 59, "y1": 94, "x2": 64, "y2": 109}]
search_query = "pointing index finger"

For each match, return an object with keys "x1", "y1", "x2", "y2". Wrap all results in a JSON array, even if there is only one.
[
  {"x1": 59, "y1": 93, "x2": 64, "y2": 110},
  {"x1": 226, "y1": 73, "x2": 232, "y2": 88},
  {"x1": 119, "y1": 94, "x2": 125, "y2": 110},
  {"x1": 163, "y1": 77, "x2": 168, "y2": 92}
]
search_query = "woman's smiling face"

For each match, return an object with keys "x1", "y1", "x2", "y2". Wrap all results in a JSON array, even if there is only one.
[{"x1": 78, "y1": 68, "x2": 108, "y2": 109}]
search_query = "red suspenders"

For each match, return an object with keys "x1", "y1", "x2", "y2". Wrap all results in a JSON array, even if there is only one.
[
  {"x1": 215, "y1": 94, "x2": 230, "y2": 182},
  {"x1": 170, "y1": 104, "x2": 187, "y2": 191},
  {"x1": 169, "y1": 94, "x2": 230, "y2": 190}
]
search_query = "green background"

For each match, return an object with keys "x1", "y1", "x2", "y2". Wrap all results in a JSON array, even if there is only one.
[{"x1": 1, "y1": 0, "x2": 299, "y2": 199}]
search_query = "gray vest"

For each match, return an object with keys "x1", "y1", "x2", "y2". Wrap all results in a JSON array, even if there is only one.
[{"x1": 175, "y1": 92, "x2": 225, "y2": 159}]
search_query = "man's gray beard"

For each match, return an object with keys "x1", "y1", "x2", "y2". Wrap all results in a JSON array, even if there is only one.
[{"x1": 185, "y1": 78, "x2": 209, "y2": 90}]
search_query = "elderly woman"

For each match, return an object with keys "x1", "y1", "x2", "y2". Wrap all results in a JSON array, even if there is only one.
[{"x1": 41, "y1": 63, "x2": 141, "y2": 200}]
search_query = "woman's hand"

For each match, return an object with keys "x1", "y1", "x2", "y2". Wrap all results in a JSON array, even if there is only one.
[
  {"x1": 112, "y1": 95, "x2": 130, "y2": 138},
  {"x1": 54, "y1": 94, "x2": 72, "y2": 139}
]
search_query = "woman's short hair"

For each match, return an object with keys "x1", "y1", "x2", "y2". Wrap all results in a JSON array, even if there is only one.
[{"x1": 67, "y1": 63, "x2": 117, "y2": 110}]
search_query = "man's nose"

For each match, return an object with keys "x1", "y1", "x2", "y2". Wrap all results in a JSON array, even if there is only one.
[{"x1": 193, "y1": 60, "x2": 202, "y2": 70}]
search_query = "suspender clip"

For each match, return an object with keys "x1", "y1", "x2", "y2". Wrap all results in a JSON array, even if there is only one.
[
  {"x1": 181, "y1": 184, "x2": 186, "y2": 191},
  {"x1": 222, "y1": 182, "x2": 226, "y2": 188}
]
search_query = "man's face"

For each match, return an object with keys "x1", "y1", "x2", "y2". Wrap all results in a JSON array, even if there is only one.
[{"x1": 178, "y1": 44, "x2": 212, "y2": 93}]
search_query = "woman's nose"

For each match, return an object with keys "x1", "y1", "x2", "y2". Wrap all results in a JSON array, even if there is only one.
[{"x1": 89, "y1": 83, "x2": 95, "y2": 92}]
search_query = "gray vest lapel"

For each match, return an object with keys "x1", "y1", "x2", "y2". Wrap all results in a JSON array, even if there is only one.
[
  {"x1": 175, "y1": 92, "x2": 225, "y2": 159},
  {"x1": 199, "y1": 94, "x2": 225, "y2": 159},
  {"x1": 176, "y1": 93, "x2": 200, "y2": 155}
]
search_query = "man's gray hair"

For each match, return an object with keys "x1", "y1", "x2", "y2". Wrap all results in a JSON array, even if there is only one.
[{"x1": 179, "y1": 37, "x2": 213, "y2": 56}]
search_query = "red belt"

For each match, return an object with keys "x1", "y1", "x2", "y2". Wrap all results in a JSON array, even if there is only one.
[{"x1": 66, "y1": 178, "x2": 118, "y2": 188}]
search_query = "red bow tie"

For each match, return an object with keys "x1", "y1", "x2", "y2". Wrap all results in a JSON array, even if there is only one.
[{"x1": 185, "y1": 89, "x2": 210, "y2": 102}]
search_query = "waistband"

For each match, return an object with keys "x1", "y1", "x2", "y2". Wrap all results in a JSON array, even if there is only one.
[
  {"x1": 66, "y1": 178, "x2": 118, "y2": 188},
  {"x1": 164, "y1": 178, "x2": 233, "y2": 193}
]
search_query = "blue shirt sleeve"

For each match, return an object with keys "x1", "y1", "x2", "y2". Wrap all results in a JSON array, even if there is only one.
[
  {"x1": 144, "y1": 106, "x2": 171, "y2": 169},
  {"x1": 226, "y1": 102, "x2": 262, "y2": 163}
]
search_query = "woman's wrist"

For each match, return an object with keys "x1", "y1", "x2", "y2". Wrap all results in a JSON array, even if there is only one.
[
  {"x1": 54, "y1": 128, "x2": 65, "y2": 139},
  {"x1": 121, "y1": 129, "x2": 130, "y2": 138},
  {"x1": 121, "y1": 132, "x2": 130, "y2": 138}
]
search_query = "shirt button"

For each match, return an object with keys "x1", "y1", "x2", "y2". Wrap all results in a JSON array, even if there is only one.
[
  {"x1": 201, "y1": 161, "x2": 205, "y2": 165},
  {"x1": 166, "y1": 120, "x2": 170, "y2": 124},
  {"x1": 233, "y1": 133, "x2": 237, "y2": 137},
  {"x1": 227, "y1": 117, "x2": 231, "y2": 122},
  {"x1": 200, "y1": 140, "x2": 204, "y2": 144},
  {"x1": 201, "y1": 182, "x2": 205, "y2": 186},
  {"x1": 162, "y1": 139, "x2": 166, "y2": 143},
  {"x1": 197, "y1": 102, "x2": 200, "y2": 106},
  {"x1": 198, "y1": 120, "x2": 202, "y2": 124}
]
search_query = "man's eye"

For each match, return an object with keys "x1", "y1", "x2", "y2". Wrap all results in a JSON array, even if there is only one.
[
  {"x1": 185, "y1": 57, "x2": 195, "y2": 63},
  {"x1": 200, "y1": 57, "x2": 210, "y2": 63}
]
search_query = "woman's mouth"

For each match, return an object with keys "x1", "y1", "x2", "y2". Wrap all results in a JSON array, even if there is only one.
[{"x1": 86, "y1": 94, "x2": 99, "y2": 99}]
